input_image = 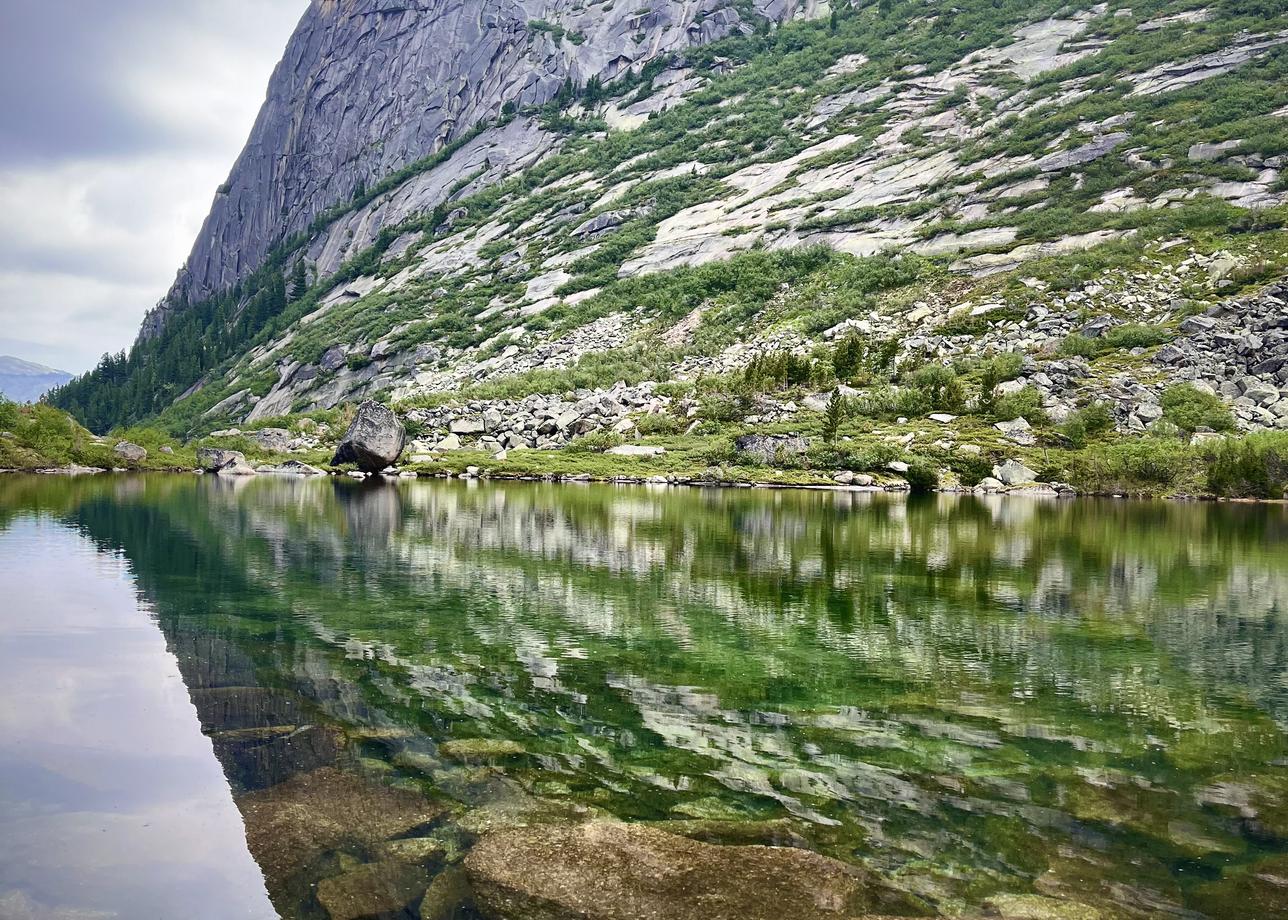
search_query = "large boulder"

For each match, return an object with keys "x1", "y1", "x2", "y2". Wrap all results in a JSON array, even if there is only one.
[
  {"x1": 251, "y1": 427, "x2": 292, "y2": 452},
  {"x1": 464, "y1": 821, "x2": 926, "y2": 920},
  {"x1": 113, "y1": 441, "x2": 147, "y2": 463},
  {"x1": 992, "y1": 459, "x2": 1040, "y2": 486},
  {"x1": 197, "y1": 448, "x2": 245, "y2": 472},
  {"x1": 331, "y1": 401, "x2": 407, "y2": 471},
  {"x1": 734, "y1": 434, "x2": 808, "y2": 464}
]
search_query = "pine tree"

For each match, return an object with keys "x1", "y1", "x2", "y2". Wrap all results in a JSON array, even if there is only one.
[
  {"x1": 290, "y1": 259, "x2": 309, "y2": 301},
  {"x1": 823, "y1": 390, "x2": 849, "y2": 443}
]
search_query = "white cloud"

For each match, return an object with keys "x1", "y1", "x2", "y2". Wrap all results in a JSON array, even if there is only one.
[{"x1": 0, "y1": 0, "x2": 307, "y2": 374}]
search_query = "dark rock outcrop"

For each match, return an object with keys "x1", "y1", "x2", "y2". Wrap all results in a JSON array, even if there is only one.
[{"x1": 332, "y1": 400, "x2": 407, "y2": 470}]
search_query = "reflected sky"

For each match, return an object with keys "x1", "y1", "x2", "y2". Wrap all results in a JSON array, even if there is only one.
[{"x1": 0, "y1": 517, "x2": 275, "y2": 920}]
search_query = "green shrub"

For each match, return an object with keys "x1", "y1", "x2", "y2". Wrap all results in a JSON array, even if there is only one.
[
  {"x1": 635, "y1": 413, "x2": 685, "y2": 435},
  {"x1": 1104, "y1": 324, "x2": 1174, "y2": 351},
  {"x1": 1057, "y1": 334, "x2": 1102, "y2": 359},
  {"x1": 1204, "y1": 434, "x2": 1288, "y2": 498},
  {"x1": 1069, "y1": 438, "x2": 1193, "y2": 493},
  {"x1": 742, "y1": 351, "x2": 818, "y2": 392},
  {"x1": 903, "y1": 460, "x2": 940, "y2": 494},
  {"x1": 993, "y1": 387, "x2": 1047, "y2": 424},
  {"x1": 1160, "y1": 384, "x2": 1235, "y2": 434},
  {"x1": 901, "y1": 364, "x2": 966, "y2": 414},
  {"x1": 1060, "y1": 324, "x2": 1174, "y2": 359},
  {"x1": 976, "y1": 352, "x2": 1024, "y2": 413},
  {"x1": 1059, "y1": 401, "x2": 1116, "y2": 447},
  {"x1": 566, "y1": 430, "x2": 624, "y2": 453},
  {"x1": 698, "y1": 393, "x2": 748, "y2": 422}
]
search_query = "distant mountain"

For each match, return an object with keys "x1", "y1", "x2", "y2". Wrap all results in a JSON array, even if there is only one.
[{"x1": 0, "y1": 356, "x2": 73, "y2": 404}]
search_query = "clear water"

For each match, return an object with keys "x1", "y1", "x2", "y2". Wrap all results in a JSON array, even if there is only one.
[{"x1": 1, "y1": 474, "x2": 1286, "y2": 919}]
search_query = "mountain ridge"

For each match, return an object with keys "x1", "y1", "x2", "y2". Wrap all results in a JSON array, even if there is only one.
[{"x1": 0, "y1": 356, "x2": 72, "y2": 404}]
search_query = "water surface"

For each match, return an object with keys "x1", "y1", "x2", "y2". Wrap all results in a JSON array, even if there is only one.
[{"x1": 1, "y1": 474, "x2": 1286, "y2": 919}]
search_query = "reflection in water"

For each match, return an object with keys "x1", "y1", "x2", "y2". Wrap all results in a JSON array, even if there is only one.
[
  {"x1": 1, "y1": 474, "x2": 1287, "y2": 919},
  {"x1": 0, "y1": 517, "x2": 276, "y2": 920}
]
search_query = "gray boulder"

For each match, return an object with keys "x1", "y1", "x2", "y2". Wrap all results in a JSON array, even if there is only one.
[
  {"x1": 251, "y1": 428, "x2": 292, "y2": 453},
  {"x1": 734, "y1": 434, "x2": 808, "y2": 463},
  {"x1": 113, "y1": 441, "x2": 147, "y2": 462},
  {"x1": 993, "y1": 459, "x2": 1039, "y2": 486},
  {"x1": 197, "y1": 448, "x2": 246, "y2": 472},
  {"x1": 331, "y1": 401, "x2": 407, "y2": 471},
  {"x1": 218, "y1": 458, "x2": 259, "y2": 477},
  {"x1": 994, "y1": 417, "x2": 1036, "y2": 446},
  {"x1": 605, "y1": 444, "x2": 666, "y2": 457}
]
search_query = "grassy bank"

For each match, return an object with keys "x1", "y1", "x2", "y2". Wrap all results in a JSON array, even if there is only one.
[{"x1": 6, "y1": 397, "x2": 1286, "y2": 500}]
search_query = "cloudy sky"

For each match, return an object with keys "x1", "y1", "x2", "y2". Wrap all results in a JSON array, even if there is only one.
[{"x1": 0, "y1": 0, "x2": 308, "y2": 374}]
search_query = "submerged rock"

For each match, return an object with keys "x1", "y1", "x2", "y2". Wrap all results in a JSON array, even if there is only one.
[
  {"x1": 316, "y1": 859, "x2": 430, "y2": 920},
  {"x1": 982, "y1": 893, "x2": 1104, "y2": 919},
  {"x1": 439, "y1": 738, "x2": 525, "y2": 761},
  {"x1": 417, "y1": 865, "x2": 474, "y2": 920},
  {"x1": 464, "y1": 821, "x2": 927, "y2": 920},
  {"x1": 332, "y1": 400, "x2": 407, "y2": 471},
  {"x1": 237, "y1": 767, "x2": 446, "y2": 899}
]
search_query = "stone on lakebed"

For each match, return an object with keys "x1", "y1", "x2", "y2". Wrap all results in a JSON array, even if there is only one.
[{"x1": 464, "y1": 821, "x2": 928, "y2": 920}]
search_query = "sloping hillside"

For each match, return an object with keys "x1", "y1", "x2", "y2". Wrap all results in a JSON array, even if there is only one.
[{"x1": 49, "y1": 0, "x2": 1288, "y2": 495}]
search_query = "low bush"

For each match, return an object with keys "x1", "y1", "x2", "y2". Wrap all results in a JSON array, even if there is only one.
[
  {"x1": 1059, "y1": 324, "x2": 1174, "y2": 359},
  {"x1": 900, "y1": 364, "x2": 966, "y2": 414},
  {"x1": 1203, "y1": 433, "x2": 1288, "y2": 498},
  {"x1": 1058, "y1": 401, "x2": 1115, "y2": 447},
  {"x1": 1160, "y1": 384, "x2": 1235, "y2": 434},
  {"x1": 993, "y1": 386, "x2": 1047, "y2": 424}
]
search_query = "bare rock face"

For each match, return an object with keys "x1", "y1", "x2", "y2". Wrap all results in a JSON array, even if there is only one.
[
  {"x1": 332, "y1": 400, "x2": 407, "y2": 471},
  {"x1": 464, "y1": 821, "x2": 929, "y2": 920},
  {"x1": 143, "y1": 0, "x2": 815, "y2": 338}
]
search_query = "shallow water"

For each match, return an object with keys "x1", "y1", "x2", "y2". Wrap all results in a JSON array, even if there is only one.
[{"x1": 1, "y1": 474, "x2": 1286, "y2": 919}]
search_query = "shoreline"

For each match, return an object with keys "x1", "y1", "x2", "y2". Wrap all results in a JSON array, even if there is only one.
[{"x1": 6, "y1": 464, "x2": 1288, "y2": 505}]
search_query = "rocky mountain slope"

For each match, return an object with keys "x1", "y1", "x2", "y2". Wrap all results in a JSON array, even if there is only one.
[
  {"x1": 50, "y1": 0, "x2": 1288, "y2": 494},
  {"x1": 0, "y1": 356, "x2": 71, "y2": 404},
  {"x1": 142, "y1": 0, "x2": 828, "y2": 336}
]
